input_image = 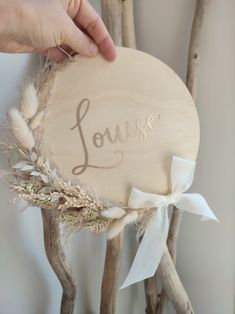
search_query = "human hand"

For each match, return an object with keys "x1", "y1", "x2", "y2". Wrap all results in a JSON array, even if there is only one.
[{"x1": 0, "y1": 0, "x2": 116, "y2": 62}]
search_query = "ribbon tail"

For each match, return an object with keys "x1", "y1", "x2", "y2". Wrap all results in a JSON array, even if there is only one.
[
  {"x1": 174, "y1": 193, "x2": 219, "y2": 222},
  {"x1": 120, "y1": 206, "x2": 169, "y2": 289}
]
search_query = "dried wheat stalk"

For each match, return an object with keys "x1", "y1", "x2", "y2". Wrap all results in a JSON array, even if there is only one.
[{"x1": 157, "y1": 1, "x2": 209, "y2": 313}]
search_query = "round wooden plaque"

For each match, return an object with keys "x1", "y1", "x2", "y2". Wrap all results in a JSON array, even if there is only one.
[{"x1": 39, "y1": 47, "x2": 199, "y2": 204}]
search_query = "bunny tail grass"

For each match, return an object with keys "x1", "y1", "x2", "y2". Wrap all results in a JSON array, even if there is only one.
[
  {"x1": 20, "y1": 83, "x2": 38, "y2": 120},
  {"x1": 9, "y1": 108, "x2": 35, "y2": 151}
]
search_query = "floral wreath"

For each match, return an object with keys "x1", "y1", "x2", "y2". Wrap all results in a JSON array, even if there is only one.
[
  {"x1": 6, "y1": 64, "x2": 150, "y2": 239},
  {"x1": 3, "y1": 61, "x2": 217, "y2": 288}
]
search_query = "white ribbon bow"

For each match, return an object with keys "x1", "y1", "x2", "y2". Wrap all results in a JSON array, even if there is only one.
[{"x1": 120, "y1": 156, "x2": 218, "y2": 289}]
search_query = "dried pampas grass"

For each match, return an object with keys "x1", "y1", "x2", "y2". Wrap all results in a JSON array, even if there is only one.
[
  {"x1": 20, "y1": 83, "x2": 38, "y2": 120},
  {"x1": 9, "y1": 108, "x2": 35, "y2": 151}
]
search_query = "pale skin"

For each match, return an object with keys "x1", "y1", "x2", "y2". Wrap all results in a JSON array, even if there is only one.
[{"x1": 0, "y1": 0, "x2": 116, "y2": 62}]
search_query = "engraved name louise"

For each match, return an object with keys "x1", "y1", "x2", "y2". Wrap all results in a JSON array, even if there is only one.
[{"x1": 70, "y1": 98, "x2": 160, "y2": 175}]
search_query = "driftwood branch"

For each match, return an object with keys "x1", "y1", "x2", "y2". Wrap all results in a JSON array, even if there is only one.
[
  {"x1": 157, "y1": 208, "x2": 183, "y2": 314},
  {"x1": 144, "y1": 276, "x2": 158, "y2": 314},
  {"x1": 157, "y1": 1, "x2": 209, "y2": 313},
  {"x1": 186, "y1": 0, "x2": 209, "y2": 99},
  {"x1": 100, "y1": 2, "x2": 125, "y2": 314},
  {"x1": 101, "y1": 0, "x2": 123, "y2": 46},
  {"x1": 157, "y1": 247, "x2": 194, "y2": 314},
  {"x1": 100, "y1": 233, "x2": 124, "y2": 314},
  {"x1": 41, "y1": 209, "x2": 76, "y2": 314},
  {"x1": 122, "y1": 0, "x2": 136, "y2": 48}
]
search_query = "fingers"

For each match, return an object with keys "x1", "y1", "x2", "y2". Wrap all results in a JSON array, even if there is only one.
[
  {"x1": 75, "y1": 1, "x2": 116, "y2": 61},
  {"x1": 0, "y1": 41, "x2": 35, "y2": 53},
  {"x1": 42, "y1": 47, "x2": 68, "y2": 63},
  {"x1": 63, "y1": 18, "x2": 98, "y2": 57}
]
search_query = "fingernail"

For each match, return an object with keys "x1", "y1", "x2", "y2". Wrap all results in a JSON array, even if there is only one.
[{"x1": 88, "y1": 41, "x2": 98, "y2": 56}]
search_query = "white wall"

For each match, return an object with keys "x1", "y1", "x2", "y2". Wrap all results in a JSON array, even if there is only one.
[{"x1": 0, "y1": 0, "x2": 234, "y2": 313}]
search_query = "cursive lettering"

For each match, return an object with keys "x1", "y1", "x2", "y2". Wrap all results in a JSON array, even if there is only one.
[
  {"x1": 93, "y1": 115, "x2": 160, "y2": 148},
  {"x1": 70, "y1": 98, "x2": 124, "y2": 175},
  {"x1": 70, "y1": 98, "x2": 160, "y2": 175}
]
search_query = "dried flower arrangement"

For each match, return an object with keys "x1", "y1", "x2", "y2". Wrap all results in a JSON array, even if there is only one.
[{"x1": 6, "y1": 78, "x2": 149, "y2": 239}]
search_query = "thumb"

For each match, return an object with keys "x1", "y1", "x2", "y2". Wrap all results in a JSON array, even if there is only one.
[{"x1": 64, "y1": 21, "x2": 98, "y2": 57}]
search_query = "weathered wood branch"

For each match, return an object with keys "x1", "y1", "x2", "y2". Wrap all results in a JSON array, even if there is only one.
[
  {"x1": 100, "y1": 2, "x2": 124, "y2": 314},
  {"x1": 157, "y1": 247, "x2": 194, "y2": 314},
  {"x1": 101, "y1": 0, "x2": 123, "y2": 46},
  {"x1": 100, "y1": 233, "x2": 124, "y2": 314},
  {"x1": 186, "y1": 0, "x2": 209, "y2": 99},
  {"x1": 144, "y1": 276, "x2": 158, "y2": 314},
  {"x1": 122, "y1": 0, "x2": 136, "y2": 48},
  {"x1": 157, "y1": 208, "x2": 183, "y2": 314},
  {"x1": 41, "y1": 209, "x2": 76, "y2": 314},
  {"x1": 157, "y1": 1, "x2": 209, "y2": 313}
]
